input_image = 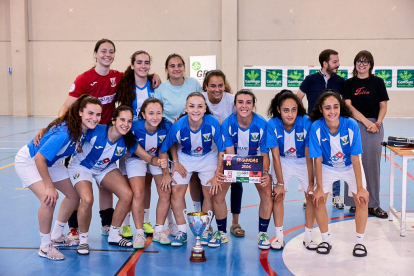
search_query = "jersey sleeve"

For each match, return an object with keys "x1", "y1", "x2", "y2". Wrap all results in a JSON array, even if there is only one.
[
  {"x1": 258, "y1": 118, "x2": 269, "y2": 153},
  {"x1": 266, "y1": 119, "x2": 279, "y2": 149},
  {"x1": 299, "y1": 75, "x2": 311, "y2": 94},
  {"x1": 220, "y1": 117, "x2": 234, "y2": 148},
  {"x1": 211, "y1": 118, "x2": 225, "y2": 152},
  {"x1": 308, "y1": 123, "x2": 322, "y2": 158},
  {"x1": 303, "y1": 116, "x2": 313, "y2": 147},
  {"x1": 68, "y1": 74, "x2": 86, "y2": 98},
  {"x1": 38, "y1": 130, "x2": 70, "y2": 161},
  {"x1": 349, "y1": 119, "x2": 363, "y2": 155},
  {"x1": 160, "y1": 122, "x2": 178, "y2": 153}
]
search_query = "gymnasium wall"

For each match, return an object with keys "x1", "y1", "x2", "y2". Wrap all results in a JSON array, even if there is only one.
[{"x1": 2, "y1": 0, "x2": 413, "y2": 117}]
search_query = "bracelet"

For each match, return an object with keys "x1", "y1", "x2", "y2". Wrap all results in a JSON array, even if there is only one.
[
  {"x1": 276, "y1": 182, "x2": 284, "y2": 186},
  {"x1": 375, "y1": 122, "x2": 381, "y2": 129},
  {"x1": 171, "y1": 160, "x2": 179, "y2": 164},
  {"x1": 263, "y1": 170, "x2": 269, "y2": 175}
]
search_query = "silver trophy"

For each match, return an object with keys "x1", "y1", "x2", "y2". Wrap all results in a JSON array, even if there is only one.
[{"x1": 183, "y1": 209, "x2": 213, "y2": 262}]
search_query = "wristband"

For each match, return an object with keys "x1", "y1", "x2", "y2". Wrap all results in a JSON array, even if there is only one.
[
  {"x1": 375, "y1": 122, "x2": 381, "y2": 129},
  {"x1": 263, "y1": 170, "x2": 269, "y2": 175},
  {"x1": 171, "y1": 160, "x2": 179, "y2": 164},
  {"x1": 276, "y1": 182, "x2": 284, "y2": 186}
]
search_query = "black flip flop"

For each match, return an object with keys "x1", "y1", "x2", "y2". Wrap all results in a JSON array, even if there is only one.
[
  {"x1": 316, "y1": 242, "x2": 332, "y2": 255},
  {"x1": 353, "y1": 243, "x2": 367, "y2": 257},
  {"x1": 109, "y1": 238, "x2": 132, "y2": 247}
]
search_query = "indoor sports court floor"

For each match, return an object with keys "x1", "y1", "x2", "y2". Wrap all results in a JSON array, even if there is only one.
[{"x1": 1, "y1": 116, "x2": 413, "y2": 276}]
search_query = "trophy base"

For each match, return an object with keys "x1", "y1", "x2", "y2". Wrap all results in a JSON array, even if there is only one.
[{"x1": 190, "y1": 250, "x2": 206, "y2": 263}]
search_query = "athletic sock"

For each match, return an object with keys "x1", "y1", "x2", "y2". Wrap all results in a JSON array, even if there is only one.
[
  {"x1": 177, "y1": 224, "x2": 187, "y2": 234},
  {"x1": 108, "y1": 226, "x2": 121, "y2": 243},
  {"x1": 99, "y1": 208, "x2": 114, "y2": 227},
  {"x1": 216, "y1": 218, "x2": 227, "y2": 233},
  {"x1": 136, "y1": 228, "x2": 145, "y2": 236},
  {"x1": 304, "y1": 226, "x2": 313, "y2": 242},
  {"x1": 166, "y1": 206, "x2": 176, "y2": 224},
  {"x1": 356, "y1": 233, "x2": 364, "y2": 244},
  {"x1": 321, "y1": 231, "x2": 331, "y2": 244},
  {"x1": 154, "y1": 224, "x2": 163, "y2": 233},
  {"x1": 79, "y1": 232, "x2": 89, "y2": 245},
  {"x1": 275, "y1": 226, "x2": 284, "y2": 241},
  {"x1": 40, "y1": 232, "x2": 51, "y2": 248},
  {"x1": 51, "y1": 220, "x2": 66, "y2": 240},
  {"x1": 144, "y1": 209, "x2": 150, "y2": 223},
  {"x1": 122, "y1": 212, "x2": 131, "y2": 227},
  {"x1": 258, "y1": 217, "x2": 270, "y2": 233},
  {"x1": 193, "y1": 201, "x2": 201, "y2": 212}
]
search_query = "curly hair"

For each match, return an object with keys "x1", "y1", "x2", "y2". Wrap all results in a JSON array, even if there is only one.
[
  {"x1": 202, "y1": 70, "x2": 232, "y2": 94},
  {"x1": 267, "y1": 89, "x2": 306, "y2": 118},
  {"x1": 45, "y1": 95, "x2": 102, "y2": 143},
  {"x1": 309, "y1": 90, "x2": 353, "y2": 122},
  {"x1": 117, "y1": 50, "x2": 153, "y2": 107}
]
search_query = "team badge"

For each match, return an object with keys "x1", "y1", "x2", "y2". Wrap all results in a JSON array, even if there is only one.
[
  {"x1": 296, "y1": 132, "x2": 304, "y2": 141},
  {"x1": 340, "y1": 135, "x2": 349, "y2": 145},
  {"x1": 110, "y1": 77, "x2": 116, "y2": 88},
  {"x1": 115, "y1": 146, "x2": 125, "y2": 156},
  {"x1": 250, "y1": 132, "x2": 259, "y2": 142},
  {"x1": 158, "y1": 135, "x2": 166, "y2": 143},
  {"x1": 202, "y1": 133, "x2": 211, "y2": 142},
  {"x1": 69, "y1": 84, "x2": 75, "y2": 92},
  {"x1": 73, "y1": 172, "x2": 80, "y2": 180}
]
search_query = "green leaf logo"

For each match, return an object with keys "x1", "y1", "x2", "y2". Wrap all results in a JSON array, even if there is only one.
[
  {"x1": 247, "y1": 70, "x2": 259, "y2": 80},
  {"x1": 244, "y1": 69, "x2": 261, "y2": 87},
  {"x1": 337, "y1": 70, "x2": 348, "y2": 80},
  {"x1": 192, "y1": 61, "x2": 201, "y2": 70},
  {"x1": 266, "y1": 69, "x2": 282, "y2": 87},
  {"x1": 377, "y1": 70, "x2": 390, "y2": 80},
  {"x1": 397, "y1": 70, "x2": 414, "y2": 88},
  {"x1": 399, "y1": 71, "x2": 412, "y2": 81},
  {"x1": 289, "y1": 71, "x2": 302, "y2": 80},
  {"x1": 375, "y1": 69, "x2": 392, "y2": 87},
  {"x1": 287, "y1": 70, "x2": 304, "y2": 87}
]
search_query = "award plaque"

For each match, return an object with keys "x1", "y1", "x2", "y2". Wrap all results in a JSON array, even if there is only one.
[{"x1": 223, "y1": 154, "x2": 263, "y2": 183}]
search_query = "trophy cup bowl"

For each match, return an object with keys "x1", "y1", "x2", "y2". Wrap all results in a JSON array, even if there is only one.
[{"x1": 183, "y1": 209, "x2": 213, "y2": 262}]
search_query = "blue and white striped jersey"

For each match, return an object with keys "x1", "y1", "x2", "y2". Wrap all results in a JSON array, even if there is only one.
[
  {"x1": 27, "y1": 123, "x2": 77, "y2": 167},
  {"x1": 309, "y1": 116, "x2": 362, "y2": 168},
  {"x1": 160, "y1": 114, "x2": 225, "y2": 162},
  {"x1": 131, "y1": 80, "x2": 154, "y2": 120},
  {"x1": 221, "y1": 113, "x2": 269, "y2": 156},
  {"x1": 70, "y1": 125, "x2": 127, "y2": 172},
  {"x1": 129, "y1": 119, "x2": 172, "y2": 158},
  {"x1": 266, "y1": 115, "x2": 312, "y2": 158}
]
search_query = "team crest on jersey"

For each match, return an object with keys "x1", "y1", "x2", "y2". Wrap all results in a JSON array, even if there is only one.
[
  {"x1": 150, "y1": 93, "x2": 155, "y2": 98},
  {"x1": 340, "y1": 135, "x2": 349, "y2": 145},
  {"x1": 158, "y1": 135, "x2": 166, "y2": 143},
  {"x1": 202, "y1": 133, "x2": 212, "y2": 142},
  {"x1": 115, "y1": 146, "x2": 125, "y2": 156},
  {"x1": 296, "y1": 132, "x2": 304, "y2": 141},
  {"x1": 250, "y1": 133, "x2": 259, "y2": 142},
  {"x1": 73, "y1": 172, "x2": 80, "y2": 180},
  {"x1": 69, "y1": 84, "x2": 75, "y2": 92},
  {"x1": 110, "y1": 77, "x2": 117, "y2": 88}
]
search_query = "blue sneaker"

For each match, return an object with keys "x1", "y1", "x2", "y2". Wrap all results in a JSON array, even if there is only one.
[
  {"x1": 201, "y1": 229, "x2": 212, "y2": 245},
  {"x1": 258, "y1": 232, "x2": 270, "y2": 250},
  {"x1": 208, "y1": 231, "x2": 228, "y2": 248},
  {"x1": 332, "y1": 196, "x2": 344, "y2": 209},
  {"x1": 171, "y1": 231, "x2": 187, "y2": 247}
]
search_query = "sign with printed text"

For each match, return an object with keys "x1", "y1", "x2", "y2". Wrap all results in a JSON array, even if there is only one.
[
  {"x1": 189, "y1": 55, "x2": 217, "y2": 87},
  {"x1": 243, "y1": 66, "x2": 414, "y2": 91},
  {"x1": 223, "y1": 154, "x2": 263, "y2": 184}
]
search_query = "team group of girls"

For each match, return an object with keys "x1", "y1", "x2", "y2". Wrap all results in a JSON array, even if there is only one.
[{"x1": 15, "y1": 38, "x2": 372, "y2": 261}]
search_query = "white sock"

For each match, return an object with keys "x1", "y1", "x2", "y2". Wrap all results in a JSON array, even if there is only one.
[
  {"x1": 193, "y1": 201, "x2": 201, "y2": 212},
  {"x1": 177, "y1": 224, "x2": 187, "y2": 234},
  {"x1": 136, "y1": 228, "x2": 144, "y2": 236},
  {"x1": 166, "y1": 207, "x2": 175, "y2": 224},
  {"x1": 79, "y1": 232, "x2": 89, "y2": 245},
  {"x1": 154, "y1": 225, "x2": 163, "y2": 233},
  {"x1": 40, "y1": 232, "x2": 51, "y2": 247},
  {"x1": 304, "y1": 227, "x2": 313, "y2": 242},
  {"x1": 321, "y1": 231, "x2": 331, "y2": 244},
  {"x1": 108, "y1": 226, "x2": 121, "y2": 242},
  {"x1": 144, "y1": 209, "x2": 150, "y2": 223},
  {"x1": 122, "y1": 212, "x2": 131, "y2": 227},
  {"x1": 356, "y1": 233, "x2": 364, "y2": 244},
  {"x1": 275, "y1": 226, "x2": 284, "y2": 241},
  {"x1": 51, "y1": 220, "x2": 66, "y2": 240}
]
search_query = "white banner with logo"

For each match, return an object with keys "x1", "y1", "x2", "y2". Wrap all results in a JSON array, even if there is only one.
[
  {"x1": 243, "y1": 66, "x2": 414, "y2": 91},
  {"x1": 190, "y1": 55, "x2": 217, "y2": 87}
]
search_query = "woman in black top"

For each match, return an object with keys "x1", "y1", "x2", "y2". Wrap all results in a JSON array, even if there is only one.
[{"x1": 342, "y1": 50, "x2": 389, "y2": 218}]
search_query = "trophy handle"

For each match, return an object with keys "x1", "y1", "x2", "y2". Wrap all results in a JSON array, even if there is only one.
[
  {"x1": 206, "y1": 210, "x2": 213, "y2": 228},
  {"x1": 183, "y1": 209, "x2": 188, "y2": 224}
]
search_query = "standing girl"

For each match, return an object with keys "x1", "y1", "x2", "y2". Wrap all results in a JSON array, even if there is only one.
[
  {"x1": 125, "y1": 98, "x2": 173, "y2": 249},
  {"x1": 309, "y1": 91, "x2": 369, "y2": 257},
  {"x1": 15, "y1": 95, "x2": 102, "y2": 260},
  {"x1": 209, "y1": 89, "x2": 272, "y2": 249},
  {"x1": 160, "y1": 92, "x2": 225, "y2": 247},
  {"x1": 267, "y1": 90, "x2": 316, "y2": 250}
]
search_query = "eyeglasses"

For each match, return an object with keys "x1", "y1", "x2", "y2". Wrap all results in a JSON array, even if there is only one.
[{"x1": 356, "y1": 60, "x2": 370, "y2": 66}]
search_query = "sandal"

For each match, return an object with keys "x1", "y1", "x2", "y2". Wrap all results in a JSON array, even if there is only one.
[
  {"x1": 303, "y1": 240, "x2": 318, "y2": 251},
  {"x1": 230, "y1": 224, "x2": 245, "y2": 237},
  {"x1": 109, "y1": 238, "x2": 133, "y2": 247},
  {"x1": 353, "y1": 243, "x2": 367, "y2": 257},
  {"x1": 77, "y1": 243, "x2": 90, "y2": 255},
  {"x1": 349, "y1": 206, "x2": 356, "y2": 213},
  {"x1": 316, "y1": 242, "x2": 332, "y2": 255},
  {"x1": 368, "y1": 207, "x2": 388, "y2": 219}
]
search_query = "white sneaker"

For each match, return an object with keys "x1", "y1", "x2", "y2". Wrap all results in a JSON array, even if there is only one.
[
  {"x1": 270, "y1": 238, "x2": 285, "y2": 250},
  {"x1": 153, "y1": 231, "x2": 171, "y2": 245},
  {"x1": 101, "y1": 225, "x2": 110, "y2": 236},
  {"x1": 52, "y1": 235, "x2": 79, "y2": 247},
  {"x1": 133, "y1": 233, "x2": 146, "y2": 249},
  {"x1": 168, "y1": 222, "x2": 179, "y2": 237},
  {"x1": 38, "y1": 243, "x2": 65, "y2": 260}
]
